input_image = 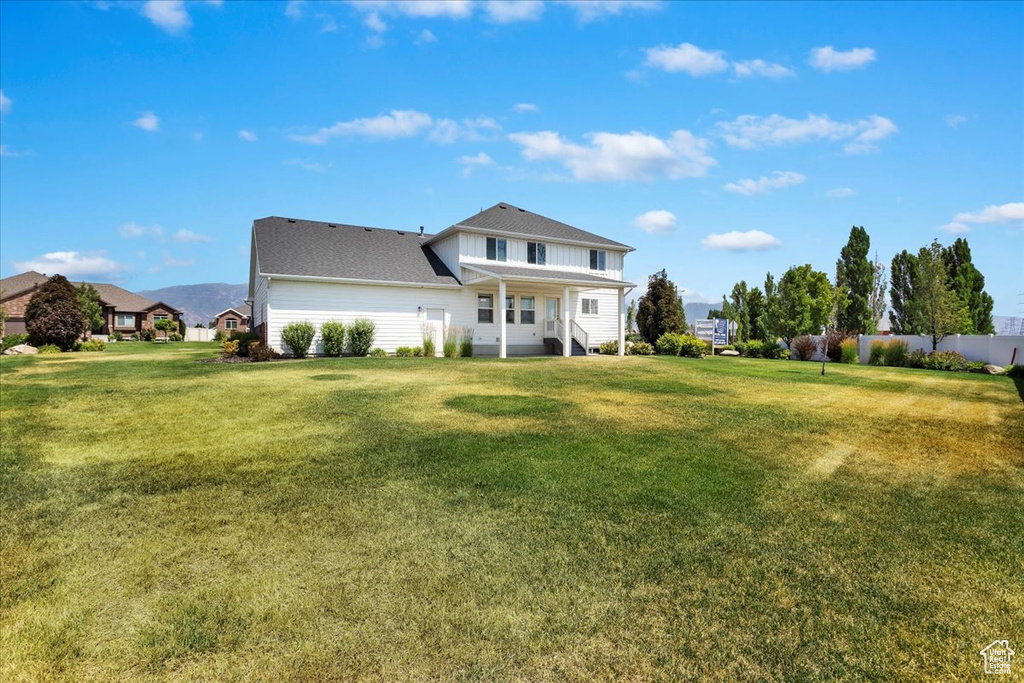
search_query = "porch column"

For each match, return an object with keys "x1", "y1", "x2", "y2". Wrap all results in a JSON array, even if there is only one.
[
  {"x1": 498, "y1": 278, "x2": 507, "y2": 359},
  {"x1": 618, "y1": 288, "x2": 626, "y2": 356},
  {"x1": 562, "y1": 285, "x2": 571, "y2": 357}
]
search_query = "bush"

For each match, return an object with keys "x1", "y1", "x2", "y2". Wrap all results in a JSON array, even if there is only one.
[
  {"x1": 1005, "y1": 365, "x2": 1024, "y2": 378},
  {"x1": 839, "y1": 339, "x2": 859, "y2": 364},
  {"x1": 395, "y1": 346, "x2": 414, "y2": 357},
  {"x1": 248, "y1": 342, "x2": 277, "y2": 362},
  {"x1": 719, "y1": 344, "x2": 735, "y2": 351},
  {"x1": 883, "y1": 339, "x2": 909, "y2": 367},
  {"x1": 1, "y1": 334, "x2": 29, "y2": 351},
  {"x1": 459, "y1": 327, "x2": 474, "y2": 358},
  {"x1": 678, "y1": 335, "x2": 709, "y2": 358},
  {"x1": 79, "y1": 339, "x2": 106, "y2": 352},
  {"x1": 905, "y1": 349, "x2": 927, "y2": 369},
  {"x1": 655, "y1": 332, "x2": 686, "y2": 356},
  {"x1": 421, "y1": 324, "x2": 436, "y2": 357},
  {"x1": 222, "y1": 339, "x2": 240, "y2": 357},
  {"x1": 370, "y1": 347, "x2": 388, "y2": 357},
  {"x1": 412, "y1": 346, "x2": 424, "y2": 357},
  {"x1": 168, "y1": 332, "x2": 182, "y2": 342},
  {"x1": 213, "y1": 329, "x2": 225, "y2": 343},
  {"x1": 347, "y1": 319, "x2": 376, "y2": 357},
  {"x1": 967, "y1": 361, "x2": 987, "y2": 373},
  {"x1": 25, "y1": 275, "x2": 84, "y2": 351},
  {"x1": 321, "y1": 320, "x2": 346, "y2": 357},
  {"x1": 625, "y1": 332, "x2": 644, "y2": 343},
  {"x1": 868, "y1": 341, "x2": 886, "y2": 366},
  {"x1": 921, "y1": 350, "x2": 968, "y2": 372},
  {"x1": 630, "y1": 341, "x2": 654, "y2": 355},
  {"x1": 229, "y1": 331, "x2": 259, "y2": 357},
  {"x1": 732, "y1": 341, "x2": 748, "y2": 356},
  {"x1": 763, "y1": 343, "x2": 790, "y2": 360},
  {"x1": 743, "y1": 340, "x2": 764, "y2": 358},
  {"x1": 130, "y1": 333, "x2": 140, "y2": 342},
  {"x1": 281, "y1": 321, "x2": 316, "y2": 358},
  {"x1": 38, "y1": 344, "x2": 62, "y2": 354},
  {"x1": 443, "y1": 326, "x2": 458, "y2": 358},
  {"x1": 823, "y1": 330, "x2": 852, "y2": 363},
  {"x1": 791, "y1": 335, "x2": 816, "y2": 361},
  {"x1": 140, "y1": 328, "x2": 155, "y2": 342},
  {"x1": 110, "y1": 331, "x2": 124, "y2": 342},
  {"x1": 599, "y1": 340, "x2": 619, "y2": 355}
]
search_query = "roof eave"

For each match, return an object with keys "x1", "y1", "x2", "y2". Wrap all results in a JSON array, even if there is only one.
[
  {"x1": 425, "y1": 224, "x2": 633, "y2": 252},
  {"x1": 260, "y1": 272, "x2": 463, "y2": 289},
  {"x1": 461, "y1": 264, "x2": 634, "y2": 289}
]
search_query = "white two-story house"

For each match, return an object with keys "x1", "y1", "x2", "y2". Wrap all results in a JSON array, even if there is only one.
[{"x1": 247, "y1": 202, "x2": 635, "y2": 357}]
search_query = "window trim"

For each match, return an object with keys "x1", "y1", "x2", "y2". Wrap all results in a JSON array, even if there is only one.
[
  {"x1": 477, "y1": 292, "x2": 495, "y2": 324},
  {"x1": 520, "y1": 295, "x2": 536, "y2": 325},
  {"x1": 224, "y1": 318, "x2": 238, "y2": 330},
  {"x1": 505, "y1": 294, "x2": 516, "y2": 325},
  {"x1": 115, "y1": 313, "x2": 136, "y2": 328},
  {"x1": 581, "y1": 298, "x2": 599, "y2": 316},
  {"x1": 527, "y1": 242, "x2": 547, "y2": 266},
  {"x1": 486, "y1": 237, "x2": 507, "y2": 262},
  {"x1": 589, "y1": 249, "x2": 607, "y2": 272}
]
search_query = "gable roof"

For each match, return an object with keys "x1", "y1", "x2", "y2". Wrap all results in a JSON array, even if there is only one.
[
  {"x1": 215, "y1": 304, "x2": 251, "y2": 319},
  {"x1": 430, "y1": 202, "x2": 633, "y2": 251},
  {"x1": 0, "y1": 271, "x2": 48, "y2": 299},
  {"x1": 252, "y1": 217, "x2": 461, "y2": 287},
  {"x1": 0, "y1": 271, "x2": 178, "y2": 313}
]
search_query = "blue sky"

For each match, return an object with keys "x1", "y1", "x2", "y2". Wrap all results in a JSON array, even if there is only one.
[{"x1": 1, "y1": 0, "x2": 1022, "y2": 313}]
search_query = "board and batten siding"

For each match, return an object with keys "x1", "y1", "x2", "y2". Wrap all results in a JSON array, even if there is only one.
[
  {"x1": 251, "y1": 272, "x2": 269, "y2": 328},
  {"x1": 458, "y1": 233, "x2": 624, "y2": 281},
  {"x1": 431, "y1": 234, "x2": 461, "y2": 278}
]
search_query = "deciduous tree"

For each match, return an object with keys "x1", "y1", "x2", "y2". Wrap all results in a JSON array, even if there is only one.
[
  {"x1": 942, "y1": 238, "x2": 994, "y2": 334},
  {"x1": 77, "y1": 283, "x2": 104, "y2": 337},
  {"x1": 889, "y1": 250, "x2": 922, "y2": 335},
  {"x1": 869, "y1": 251, "x2": 888, "y2": 333},
  {"x1": 917, "y1": 240, "x2": 969, "y2": 349},
  {"x1": 776, "y1": 264, "x2": 835, "y2": 347},
  {"x1": 25, "y1": 275, "x2": 83, "y2": 351}
]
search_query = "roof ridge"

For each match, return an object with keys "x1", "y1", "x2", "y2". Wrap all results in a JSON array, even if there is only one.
[{"x1": 257, "y1": 216, "x2": 434, "y2": 237}]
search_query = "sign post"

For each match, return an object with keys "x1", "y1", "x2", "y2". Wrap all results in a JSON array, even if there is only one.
[{"x1": 695, "y1": 318, "x2": 729, "y2": 356}]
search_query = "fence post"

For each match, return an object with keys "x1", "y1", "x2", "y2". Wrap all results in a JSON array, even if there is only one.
[
  {"x1": 988, "y1": 334, "x2": 993, "y2": 365},
  {"x1": 954, "y1": 333, "x2": 961, "y2": 354}
]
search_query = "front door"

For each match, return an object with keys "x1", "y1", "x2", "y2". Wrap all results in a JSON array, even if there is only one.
[
  {"x1": 425, "y1": 308, "x2": 444, "y2": 356},
  {"x1": 544, "y1": 297, "x2": 560, "y2": 337}
]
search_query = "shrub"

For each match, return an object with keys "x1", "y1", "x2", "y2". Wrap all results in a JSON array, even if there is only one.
[
  {"x1": 248, "y1": 342, "x2": 277, "y2": 362},
  {"x1": 678, "y1": 335, "x2": 709, "y2": 358},
  {"x1": 743, "y1": 340, "x2": 764, "y2": 358},
  {"x1": 625, "y1": 332, "x2": 644, "y2": 343},
  {"x1": 719, "y1": 344, "x2": 735, "y2": 351},
  {"x1": 229, "y1": 331, "x2": 259, "y2": 357},
  {"x1": 1005, "y1": 364, "x2": 1024, "y2": 378},
  {"x1": 823, "y1": 330, "x2": 853, "y2": 363},
  {"x1": 347, "y1": 319, "x2": 376, "y2": 357},
  {"x1": 443, "y1": 326, "x2": 458, "y2": 358},
  {"x1": 1, "y1": 334, "x2": 29, "y2": 351},
  {"x1": 655, "y1": 332, "x2": 686, "y2": 356},
  {"x1": 281, "y1": 321, "x2": 316, "y2": 358},
  {"x1": 732, "y1": 341, "x2": 748, "y2": 356},
  {"x1": 421, "y1": 324, "x2": 436, "y2": 357},
  {"x1": 213, "y1": 329, "x2": 225, "y2": 343},
  {"x1": 79, "y1": 339, "x2": 106, "y2": 352},
  {"x1": 168, "y1": 332, "x2": 183, "y2": 342},
  {"x1": 630, "y1": 341, "x2": 654, "y2": 356},
  {"x1": 868, "y1": 341, "x2": 886, "y2": 366},
  {"x1": 412, "y1": 346, "x2": 424, "y2": 357},
  {"x1": 395, "y1": 346, "x2": 414, "y2": 357},
  {"x1": 370, "y1": 347, "x2": 388, "y2": 357},
  {"x1": 906, "y1": 349, "x2": 927, "y2": 369},
  {"x1": 129, "y1": 333, "x2": 140, "y2": 342},
  {"x1": 321, "y1": 320, "x2": 346, "y2": 357},
  {"x1": 967, "y1": 361, "x2": 987, "y2": 373},
  {"x1": 38, "y1": 344, "x2": 62, "y2": 354},
  {"x1": 883, "y1": 339, "x2": 909, "y2": 367},
  {"x1": 110, "y1": 331, "x2": 124, "y2": 342},
  {"x1": 763, "y1": 344, "x2": 790, "y2": 360},
  {"x1": 599, "y1": 340, "x2": 619, "y2": 355},
  {"x1": 791, "y1": 335, "x2": 816, "y2": 361},
  {"x1": 25, "y1": 275, "x2": 83, "y2": 351},
  {"x1": 922, "y1": 350, "x2": 968, "y2": 372},
  {"x1": 458, "y1": 327, "x2": 474, "y2": 358},
  {"x1": 140, "y1": 328, "x2": 155, "y2": 342},
  {"x1": 840, "y1": 339, "x2": 859, "y2": 364},
  {"x1": 222, "y1": 340, "x2": 240, "y2": 357}
]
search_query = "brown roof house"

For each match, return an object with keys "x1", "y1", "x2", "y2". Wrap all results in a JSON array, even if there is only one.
[
  {"x1": 0, "y1": 271, "x2": 182, "y2": 337},
  {"x1": 213, "y1": 304, "x2": 251, "y2": 334}
]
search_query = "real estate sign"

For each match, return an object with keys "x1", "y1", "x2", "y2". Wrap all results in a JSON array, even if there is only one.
[{"x1": 695, "y1": 319, "x2": 729, "y2": 347}]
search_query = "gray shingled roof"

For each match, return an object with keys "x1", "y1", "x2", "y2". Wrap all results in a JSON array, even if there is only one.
[
  {"x1": 0, "y1": 271, "x2": 48, "y2": 299},
  {"x1": 446, "y1": 202, "x2": 632, "y2": 250},
  {"x1": 217, "y1": 304, "x2": 251, "y2": 318},
  {"x1": 253, "y1": 217, "x2": 461, "y2": 287},
  {"x1": 464, "y1": 263, "x2": 633, "y2": 287},
  {"x1": 0, "y1": 271, "x2": 174, "y2": 313}
]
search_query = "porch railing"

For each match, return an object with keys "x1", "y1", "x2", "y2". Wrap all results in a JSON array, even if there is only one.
[
  {"x1": 545, "y1": 317, "x2": 562, "y2": 340},
  {"x1": 571, "y1": 319, "x2": 589, "y2": 352}
]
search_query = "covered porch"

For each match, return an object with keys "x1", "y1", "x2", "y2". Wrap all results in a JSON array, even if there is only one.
[{"x1": 462, "y1": 264, "x2": 634, "y2": 358}]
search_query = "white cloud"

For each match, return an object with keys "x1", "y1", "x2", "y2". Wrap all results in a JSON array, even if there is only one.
[
  {"x1": 826, "y1": 187, "x2": 856, "y2": 198},
  {"x1": 132, "y1": 111, "x2": 160, "y2": 132},
  {"x1": 457, "y1": 151, "x2": 495, "y2": 176},
  {"x1": 633, "y1": 210, "x2": 677, "y2": 234},
  {"x1": 809, "y1": 46, "x2": 876, "y2": 72},
  {"x1": 351, "y1": 1, "x2": 473, "y2": 20},
  {"x1": 942, "y1": 202, "x2": 1024, "y2": 233},
  {"x1": 172, "y1": 228, "x2": 213, "y2": 243},
  {"x1": 508, "y1": 128, "x2": 716, "y2": 181},
  {"x1": 716, "y1": 113, "x2": 897, "y2": 154},
  {"x1": 701, "y1": 230, "x2": 781, "y2": 252},
  {"x1": 514, "y1": 103, "x2": 539, "y2": 113},
  {"x1": 0, "y1": 90, "x2": 11, "y2": 115},
  {"x1": 289, "y1": 109, "x2": 434, "y2": 144},
  {"x1": 0, "y1": 145, "x2": 30, "y2": 158},
  {"x1": 556, "y1": 0, "x2": 662, "y2": 22},
  {"x1": 118, "y1": 222, "x2": 164, "y2": 239},
  {"x1": 13, "y1": 251, "x2": 130, "y2": 277},
  {"x1": 238, "y1": 129, "x2": 258, "y2": 142},
  {"x1": 429, "y1": 115, "x2": 501, "y2": 144},
  {"x1": 643, "y1": 42, "x2": 728, "y2": 76},
  {"x1": 732, "y1": 59, "x2": 795, "y2": 79},
  {"x1": 940, "y1": 222, "x2": 971, "y2": 235},
  {"x1": 318, "y1": 14, "x2": 339, "y2": 32},
  {"x1": 945, "y1": 114, "x2": 968, "y2": 129},
  {"x1": 284, "y1": 159, "x2": 334, "y2": 173},
  {"x1": 141, "y1": 0, "x2": 191, "y2": 34},
  {"x1": 162, "y1": 252, "x2": 196, "y2": 268},
  {"x1": 723, "y1": 171, "x2": 805, "y2": 196},
  {"x1": 484, "y1": 0, "x2": 544, "y2": 22},
  {"x1": 284, "y1": 0, "x2": 304, "y2": 19},
  {"x1": 365, "y1": 11, "x2": 388, "y2": 32},
  {"x1": 414, "y1": 29, "x2": 437, "y2": 45},
  {"x1": 192, "y1": 131, "x2": 203, "y2": 142}
]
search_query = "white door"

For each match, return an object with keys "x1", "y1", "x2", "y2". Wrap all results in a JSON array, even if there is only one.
[
  {"x1": 425, "y1": 308, "x2": 444, "y2": 356},
  {"x1": 544, "y1": 298, "x2": 560, "y2": 337}
]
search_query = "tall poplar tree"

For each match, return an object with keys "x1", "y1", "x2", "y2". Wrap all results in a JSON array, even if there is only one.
[{"x1": 835, "y1": 226, "x2": 874, "y2": 334}]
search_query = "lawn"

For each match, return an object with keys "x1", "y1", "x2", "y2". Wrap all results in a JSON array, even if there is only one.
[{"x1": 1, "y1": 342, "x2": 1021, "y2": 681}]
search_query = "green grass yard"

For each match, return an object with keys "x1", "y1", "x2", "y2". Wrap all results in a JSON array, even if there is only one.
[{"x1": 1, "y1": 342, "x2": 1022, "y2": 681}]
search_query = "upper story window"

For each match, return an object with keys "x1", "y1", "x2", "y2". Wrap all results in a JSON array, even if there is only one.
[
  {"x1": 589, "y1": 249, "x2": 607, "y2": 271},
  {"x1": 486, "y1": 237, "x2": 507, "y2": 262},
  {"x1": 527, "y1": 242, "x2": 546, "y2": 265}
]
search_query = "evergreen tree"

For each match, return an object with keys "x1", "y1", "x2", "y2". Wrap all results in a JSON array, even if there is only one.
[
  {"x1": 25, "y1": 275, "x2": 84, "y2": 350},
  {"x1": 636, "y1": 269, "x2": 684, "y2": 344},
  {"x1": 776, "y1": 264, "x2": 835, "y2": 347},
  {"x1": 729, "y1": 281, "x2": 750, "y2": 341},
  {"x1": 942, "y1": 238, "x2": 995, "y2": 334},
  {"x1": 745, "y1": 287, "x2": 768, "y2": 342},
  {"x1": 835, "y1": 226, "x2": 874, "y2": 334},
  {"x1": 77, "y1": 283, "x2": 104, "y2": 336},
  {"x1": 889, "y1": 250, "x2": 923, "y2": 335}
]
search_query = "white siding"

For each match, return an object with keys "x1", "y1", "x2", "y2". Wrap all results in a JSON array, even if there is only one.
[
  {"x1": 251, "y1": 256, "x2": 269, "y2": 328},
  {"x1": 431, "y1": 234, "x2": 461, "y2": 277},
  {"x1": 458, "y1": 233, "x2": 625, "y2": 281},
  {"x1": 570, "y1": 288, "x2": 621, "y2": 347}
]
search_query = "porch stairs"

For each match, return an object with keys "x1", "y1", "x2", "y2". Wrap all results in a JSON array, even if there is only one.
[
  {"x1": 543, "y1": 318, "x2": 589, "y2": 356},
  {"x1": 545, "y1": 336, "x2": 588, "y2": 356}
]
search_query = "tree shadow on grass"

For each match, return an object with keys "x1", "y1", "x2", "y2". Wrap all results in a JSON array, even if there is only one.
[
  {"x1": 1013, "y1": 375, "x2": 1024, "y2": 406},
  {"x1": 446, "y1": 394, "x2": 571, "y2": 418}
]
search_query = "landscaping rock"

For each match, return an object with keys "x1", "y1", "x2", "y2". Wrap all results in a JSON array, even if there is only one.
[
  {"x1": 3, "y1": 344, "x2": 38, "y2": 355},
  {"x1": 719, "y1": 350, "x2": 740, "y2": 356},
  {"x1": 984, "y1": 364, "x2": 1004, "y2": 375}
]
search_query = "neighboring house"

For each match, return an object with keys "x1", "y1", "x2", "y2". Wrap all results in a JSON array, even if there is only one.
[
  {"x1": 0, "y1": 271, "x2": 182, "y2": 336},
  {"x1": 213, "y1": 304, "x2": 251, "y2": 334},
  {"x1": 248, "y1": 202, "x2": 635, "y2": 357}
]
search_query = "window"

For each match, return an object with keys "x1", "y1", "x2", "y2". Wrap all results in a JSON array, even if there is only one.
[
  {"x1": 520, "y1": 296, "x2": 536, "y2": 324},
  {"x1": 225, "y1": 318, "x2": 238, "y2": 330},
  {"x1": 581, "y1": 298, "x2": 599, "y2": 315},
  {"x1": 486, "y1": 237, "x2": 507, "y2": 262},
  {"x1": 477, "y1": 293, "x2": 494, "y2": 323},
  {"x1": 589, "y1": 249, "x2": 607, "y2": 271},
  {"x1": 506, "y1": 295, "x2": 515, "y2": 324},
  {"x1": 115, "y1": 313, "x2": 136, "y2": 327},
  {"x1": 153, "y1": 314, "x2": 169, "y2": 321},
  {"x1": 527, "y1": 242, "x2": 546, "y2": 265}
]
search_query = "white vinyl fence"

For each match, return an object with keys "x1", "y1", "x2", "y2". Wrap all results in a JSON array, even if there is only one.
[
  {"x1": 785, "y1": 334, "x2": 1024, "y2": 366},
  {"x1": 185, "y1": 327, "x2": 216, "y2": 342}
]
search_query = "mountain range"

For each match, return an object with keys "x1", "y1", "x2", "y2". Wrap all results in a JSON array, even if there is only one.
[{"x1": 138, "y1": 283, "x2": 247, "y2": 326}]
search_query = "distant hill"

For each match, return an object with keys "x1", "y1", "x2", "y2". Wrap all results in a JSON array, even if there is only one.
[{"x1": 138, "y1": 283, "x2": 247, "y2": 326}]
